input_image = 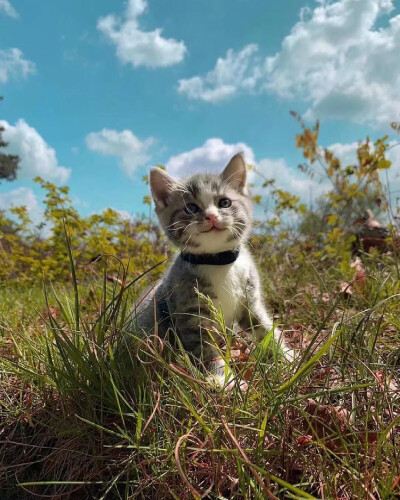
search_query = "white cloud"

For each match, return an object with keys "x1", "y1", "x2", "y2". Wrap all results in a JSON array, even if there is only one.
[
  {"x1": 164, "y1": 137, "x2": 328, "y2": 202},
  {"x1": 178, "y1": 45, "x2": 261, "y2": 103},
  {"x1": 179, "y1": 0, "x2": 400, "y2": 127},
  {"x1": 166, "y1": 138, "x2": 256, "y2": 177},
  {"x1": 0, "y1": 0, "x2": 18, "y2": 18},
  {"x1": 0, "y1": 120, "x2": 71, "y2": 183},
  {"x1": 0, "y1": 188, "x2": 43, "y2": 225},
  {"x1": 256, "y1": 158, "x2": 329, "y2": 200},
  {"x1": 0, "y1": 48, "x2": 35, "y2": 83},
  {"x1": 97, "y1": 0, "x2": 187, "y2": 68},
  {"x1": 86, "y1": 128, "x2": 154, "y2": 177},
  {"x1": 266, "y1": 0, "x2": 400, "y2": 126},
  {"x1": 327, "y1": 142, "x2": 361, "y2": 167}
]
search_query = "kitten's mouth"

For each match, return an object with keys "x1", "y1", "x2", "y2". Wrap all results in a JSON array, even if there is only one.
[{"x1": 200, "y1": 226, "x2": 226, "y2": 233}]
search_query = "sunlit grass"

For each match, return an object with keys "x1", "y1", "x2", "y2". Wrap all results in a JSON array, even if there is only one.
[{"x1": 0, "y1": 246, "x2": 399, "y2": 499}]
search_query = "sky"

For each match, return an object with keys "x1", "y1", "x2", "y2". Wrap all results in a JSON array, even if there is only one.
[{"x1": 1, "y1": 0, "x2": 400, "y2": 223}]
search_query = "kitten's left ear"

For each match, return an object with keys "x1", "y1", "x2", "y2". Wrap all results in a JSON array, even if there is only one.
[{"x1": 221, "y1": 153, "x2": 247, "y2": 191}]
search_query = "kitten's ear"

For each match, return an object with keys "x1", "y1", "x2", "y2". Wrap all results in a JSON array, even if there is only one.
[
  {"x1": 221, "y1": 153, "x2": 247, "y2": 191},
  {"x1": 150, "y1": 167, "x2": 177, "y2": 208}
]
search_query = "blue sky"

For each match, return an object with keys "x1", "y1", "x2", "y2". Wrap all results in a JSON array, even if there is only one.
[{"x1": 1, "y1": 0, "x2": 400, "y2": 222}]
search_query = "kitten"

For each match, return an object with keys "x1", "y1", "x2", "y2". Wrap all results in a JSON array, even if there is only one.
[{"x1": 131, "y1": 153, "x2": 294, "y2": 389}]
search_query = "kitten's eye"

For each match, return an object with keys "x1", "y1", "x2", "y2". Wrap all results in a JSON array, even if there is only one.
[
  {"x1": 218, "y1": 198, "x2": 232, "y2": 208},
  {"x1": 184, "y1": 203, "x2": 200, "y2": 215}
]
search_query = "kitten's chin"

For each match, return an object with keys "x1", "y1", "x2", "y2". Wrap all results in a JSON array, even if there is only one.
[{"x1": 185, "y1": 230, "x2": 242, "y2": 254}]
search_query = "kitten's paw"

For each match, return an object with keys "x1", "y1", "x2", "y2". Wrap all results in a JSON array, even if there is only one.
[
  {"x1": 282, "y1": 346, "x2": 296, "y2": 362},
  {"x1": 224, "y1": 378, "x2": 248, "y2": 392},
  {"x1": 207, "y1": 373, "x2": 248, "y2": 392},
  {"x1": 207, "y1": 372, "x2": 229, "y2": 388},
  {"x1": 207, "y1": 357, "x2": 247, "y2": 391}
]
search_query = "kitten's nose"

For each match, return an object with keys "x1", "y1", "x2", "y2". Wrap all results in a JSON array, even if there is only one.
[{"x1": 205, "y1": 214, "x2": 218, "y2": 223}]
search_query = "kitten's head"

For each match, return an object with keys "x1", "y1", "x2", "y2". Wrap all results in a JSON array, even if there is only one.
[{"x1": 149, "y1": 154, "x2": 252, "y2": 254}]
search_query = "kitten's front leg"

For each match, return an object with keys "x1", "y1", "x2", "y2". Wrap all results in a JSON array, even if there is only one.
[
  {"x1": 207, "y1": 351, "x2": 248, "y2": 391},
  {"x1": 175, "y1": 313, "x2": 245, "y2": 391},
  {"x1": 206, "y1": 350, "x2": 233, "y2": 389}
]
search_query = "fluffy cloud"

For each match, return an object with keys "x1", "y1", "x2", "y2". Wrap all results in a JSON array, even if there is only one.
[
  {"x1": 86, "y1": 128, "x2": 154, "y2": 177},
  {"x1": 266, "y1": 0, "x2": 400, "y2": 126},
  {"x1": 0, "y1": 48, "x2": 35, "y2": 83},
  {"x1": 97, "y1": 0, "x2": 187, "y2": 68},
  {"x1": 0, "y1": 120, "x2": 71, "y2": 183},
  {"x1": 166, "y1": 138, "x2": 256, "y2": 177},
  {"x1": 178, "y1": 45, "x2": 260, "y2": 103},
  {"x1": 0, "y1": 187, "x2": 43, "y2": 224},
  {"x1": 164, "y1": 137, "x2": 328, "y2": 202},
  {"x1": 256, "y1": 158, "x2": 329, "y2": 200},
  {"x1": 0, "y1": 0, "x2": 18, "y2": 18},
  {"x1": 179, "y1": 0, "x2": 400, "y2": 127}
]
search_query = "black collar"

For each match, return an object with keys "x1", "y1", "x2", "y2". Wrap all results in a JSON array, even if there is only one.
[{"x1": 180, "y1": 248, "x2": 240, "y2": 266}]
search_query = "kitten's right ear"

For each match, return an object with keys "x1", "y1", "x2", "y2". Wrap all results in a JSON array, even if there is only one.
[{"x1": 150, "y1": 167, "x2": 177, "y2": 208}]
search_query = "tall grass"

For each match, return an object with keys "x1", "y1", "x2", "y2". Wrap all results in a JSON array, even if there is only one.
[{"x1": 0, "y1": 244, "x2": 399, "y2": 499}]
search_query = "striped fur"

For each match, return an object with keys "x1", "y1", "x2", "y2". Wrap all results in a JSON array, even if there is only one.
[{"x1": 131, "y1": 154, "x2": 294, "y2": 389}]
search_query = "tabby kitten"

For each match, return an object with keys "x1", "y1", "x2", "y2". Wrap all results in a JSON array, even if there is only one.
[{"x1": 133, "y1": 153, "x2": 294, "y2": 389}]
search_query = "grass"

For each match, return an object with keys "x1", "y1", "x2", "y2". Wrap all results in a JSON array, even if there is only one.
[{"x1": 0, "y1": 243, "x2": 399, "y2": 499}]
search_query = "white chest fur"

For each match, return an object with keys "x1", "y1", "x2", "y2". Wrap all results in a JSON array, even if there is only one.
[{"x1": 197, "y1": 251, "x2": 251, "y2": 325}]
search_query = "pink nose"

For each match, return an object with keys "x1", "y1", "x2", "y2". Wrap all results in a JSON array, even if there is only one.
[{"x1": 206, "y1": 214, "x2": 218, "y2": 223}]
